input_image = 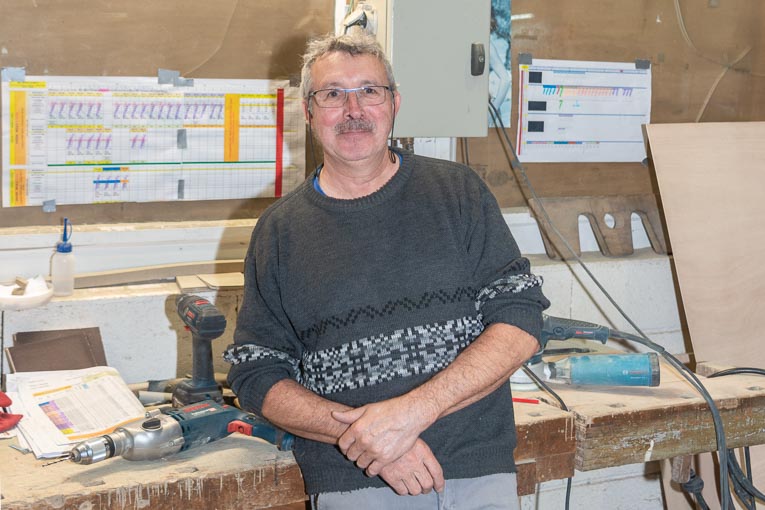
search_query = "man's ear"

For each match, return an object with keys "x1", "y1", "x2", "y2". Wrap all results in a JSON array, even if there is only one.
[
  {"x1": 303, "y1": 100, "x2": 312, "y2": 122},
  {"x1": 392, "y1": 91, "x2": 401, "y2": 117}
]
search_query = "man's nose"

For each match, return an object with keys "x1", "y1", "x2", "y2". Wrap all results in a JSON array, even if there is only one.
[{"x1": 344, "y1": 90, "x2": 363, "y2": 117}]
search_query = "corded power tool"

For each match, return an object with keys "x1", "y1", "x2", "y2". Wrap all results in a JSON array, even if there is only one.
[
  {"x1": 69, "y1": 400, "x2": 293, "y2": 464},
  {"x1": 531, "y1": 314, "x2": 660, "y2": 387}
]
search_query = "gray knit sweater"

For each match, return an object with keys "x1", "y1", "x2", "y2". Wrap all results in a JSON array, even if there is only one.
[{"x1": 225, "y1": 149, "x2": 550, "y2": 494}]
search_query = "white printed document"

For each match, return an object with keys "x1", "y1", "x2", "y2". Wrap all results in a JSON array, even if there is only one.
[
  {"x1": 1, "y1": 76, "x2": 305, "y2": 207},
  {"x1": 6, "y1": 366, "x2": 145, "y2": 458},
  {"x1": 516, "y1": 58, "x2": 652, "y2": 163}
]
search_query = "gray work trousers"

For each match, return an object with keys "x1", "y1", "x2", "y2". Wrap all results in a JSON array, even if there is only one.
[{"x1": 311, "y1": 472, "x2": 519, "y2": 510}]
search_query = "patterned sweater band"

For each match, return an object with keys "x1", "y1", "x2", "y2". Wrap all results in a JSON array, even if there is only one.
[{"x1": 474, "y1": 274, "x2": 544, "y2": 322}]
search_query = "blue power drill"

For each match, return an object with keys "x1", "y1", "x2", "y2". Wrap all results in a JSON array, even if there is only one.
[
  {"x1": 69, "y1": 400, "x2": 293, "y2": 464},
  {"x1": 536, "y1": 315, "x2": 660, "y2": 387}
]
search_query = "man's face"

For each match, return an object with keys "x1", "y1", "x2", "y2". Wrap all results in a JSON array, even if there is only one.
[{"x1": 305, "y1": 52, "x2": 400, "y2": 166}]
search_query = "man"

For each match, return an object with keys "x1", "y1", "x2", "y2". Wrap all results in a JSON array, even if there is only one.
[{"x1": 225, "y1": 32, "x2": 550, "y2": 509}]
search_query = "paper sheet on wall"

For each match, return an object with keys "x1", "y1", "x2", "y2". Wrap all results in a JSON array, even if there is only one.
[
  {"x1": 516, "y1": 59, "x2": 651, "y2": 162},
  {"x1": 1, "y1": 76, "x2": 305, "y2": 207}
]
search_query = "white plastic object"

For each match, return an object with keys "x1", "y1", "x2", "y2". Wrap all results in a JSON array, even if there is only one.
[{"x1": 51, "y1": 218, "x2": 75, "y2": 296}]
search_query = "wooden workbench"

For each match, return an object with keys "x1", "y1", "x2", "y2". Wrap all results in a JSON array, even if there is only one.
[
  {"x1": 0, "y1": 402, "x2": 574, "y2": 509},
  {"x1": 2, "y1": 367, "x2": 763, "y2": 509},
  {"x1": 531, "y1": 362, "x2": 765, "y2": 472}
]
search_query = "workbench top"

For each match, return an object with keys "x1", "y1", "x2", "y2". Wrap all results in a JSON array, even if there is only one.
[
  {"x1": 0, "y1": 435, "x2": 304, "y2": 510},
  {"x1": 0, "y1": 401, "x2": 574, "y2": 509},
  {"x1": 2, "y1": 370, "x2": 763, "y2": 509},
  {"x1": 533, "y1": 365, "x2": 765, "y2": 471}
]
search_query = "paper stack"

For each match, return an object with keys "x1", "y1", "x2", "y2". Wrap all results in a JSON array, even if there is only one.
[{"x1": 5, "y1": 366, "x2": 146, "y2": 459}]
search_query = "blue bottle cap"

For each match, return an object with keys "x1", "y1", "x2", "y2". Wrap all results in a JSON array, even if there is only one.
[{"x1": 56, "y1": 241, "x2": 72, "y2": 253}]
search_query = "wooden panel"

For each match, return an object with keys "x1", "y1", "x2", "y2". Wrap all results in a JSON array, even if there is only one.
[
  {"x1": 647, "y1": 120, "x2": 765, "y2": 509},
  {"x1": 646, "y1": 122, "x2": 765, "y2": 368},
  {"x1": 0, "y1": 0, "x2": 333, "y2": 228},
  {"x1": 467, "y1": 0, "x2": 765, "y2": 208}
]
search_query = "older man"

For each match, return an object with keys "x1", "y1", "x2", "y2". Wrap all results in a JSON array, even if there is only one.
[{"x1": 225, "y1": 31, "x2": 550, "y2": 510}]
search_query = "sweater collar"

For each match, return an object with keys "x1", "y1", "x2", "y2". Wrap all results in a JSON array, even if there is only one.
[{"x1": 306, "y1": 148, "x2": 413, "y2": 211}]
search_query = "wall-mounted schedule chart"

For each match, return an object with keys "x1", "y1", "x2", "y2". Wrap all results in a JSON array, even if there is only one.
[
  {"x1": 516, "y1": 59, "x2": 651, "y2": 163},
  {"x1": 1, "y1": 75, "x2": 305, "y2": 207}
]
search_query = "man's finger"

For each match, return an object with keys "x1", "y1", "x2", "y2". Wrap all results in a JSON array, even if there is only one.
[
  {"x1": 365, "y1": 459, "x2": 385, "y2": 477},
  {"x1": 423, "y1": 454, "x2": 445, "y2": 492},
  {"x1": 402, "y1": 475, "x2": 423, "y2": 496},
  {"x1": 331, "y1": 408, "x2": 364, "y2": 424},
  {"x1": 413, "y1": 471, "x2": 434, "y2": 494},
  {"x1": 344, "y1": 441, "x2": 362, "y2": 461},
  {"x1": 355, "y1": 451, "x2": 373, "y2": 469}
]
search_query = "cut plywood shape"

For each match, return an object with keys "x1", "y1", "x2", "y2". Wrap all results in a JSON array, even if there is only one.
[
  {"x1": 197, "y1": 272, "x2": 244, "y2": 290},
  {"x1": 528, "y1": 195, "x2": 667, "y2": 259},
  {"x1": 646, "y1": 122, "x2": 765, "y2": 368},
  {"x1": 176, "y1": 275, "x2": 209, "y2": 293}
]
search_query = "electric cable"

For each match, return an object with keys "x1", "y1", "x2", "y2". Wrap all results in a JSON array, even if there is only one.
[
  {"x1": 487, "y1": 99, "x2": 734, "y2": 509},
  {"x1": 708, "y1": 368, "x2": 765, "y2": 506},
  {"x1": 682, "y1": 469, "x2": 710, "y2": 510},
  {"x1": 521, "y1": 365, "x2": 573, "y2": 510}
]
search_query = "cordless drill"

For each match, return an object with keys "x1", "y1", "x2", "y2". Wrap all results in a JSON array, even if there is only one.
[
  {"x1": 69, "y1": 400, "x2": 293, "y2": 464},
  {"x1": 173, "y1": 295, "x2": 227, "y2": 406}
]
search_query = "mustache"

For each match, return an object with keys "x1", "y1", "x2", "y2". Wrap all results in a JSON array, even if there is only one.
[{"x1": 334, "y1": 119, "x2": 375, "y2": 134}]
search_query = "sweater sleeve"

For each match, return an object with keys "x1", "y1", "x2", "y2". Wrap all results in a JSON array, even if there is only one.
[
  {"x1": 224, "y1": 220, "x2": 303, "y2": 415},
  {"x1": 464, "y1": 174, "x2": 550, "y2": 343}
]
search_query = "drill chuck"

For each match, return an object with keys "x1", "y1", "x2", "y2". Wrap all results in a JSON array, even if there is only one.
[{"x1": 69, "y1": 434, "x2": 117, "y2": 464}]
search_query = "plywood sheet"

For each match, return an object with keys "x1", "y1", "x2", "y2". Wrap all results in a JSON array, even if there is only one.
[
  {"x1": 647, "y1": 122, "x2": 765, "y2": 509},
  {"x1": 646, "y1": 122, "x2": 765, "y2": 368}
]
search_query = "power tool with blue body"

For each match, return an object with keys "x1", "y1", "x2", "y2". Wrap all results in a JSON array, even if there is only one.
[{"x1": 528, "y1": 314, "x2": 660, "y2": 387}]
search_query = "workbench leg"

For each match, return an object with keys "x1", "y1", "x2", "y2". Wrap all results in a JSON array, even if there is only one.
[{"x1": 670, "y1": 455, "x2": 693, "y2": 484}]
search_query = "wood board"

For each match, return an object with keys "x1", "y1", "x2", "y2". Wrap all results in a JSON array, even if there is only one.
[
  {"x1": 528, "y1": 194, "x2": 667, "y2": 259},
  {"x1": 640, "y1": 121, "x2": 765, "y2": 509},
  {"x1": 646, "y1": 122, "x2": 765, "y2": 369}
]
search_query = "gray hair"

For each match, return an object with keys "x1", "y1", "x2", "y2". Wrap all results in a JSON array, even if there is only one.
[{"x1": 299, "y1": 32, "x2": 397, "y2": 100}]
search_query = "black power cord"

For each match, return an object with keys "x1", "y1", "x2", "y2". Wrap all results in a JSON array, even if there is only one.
[
  {"x1": 708, "y1": 368, "x2": 765, "y2": 508},
  {"x1": 522, "y1": 365, "x2": 574, "y2": 510},
  {"x1": 486, "y1": 100, "x2": 735, "y2": 509}
]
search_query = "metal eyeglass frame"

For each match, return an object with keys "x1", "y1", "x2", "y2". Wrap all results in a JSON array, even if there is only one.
[{"x1": 309, "y1": 85, "x2": 392, "y2": 108}]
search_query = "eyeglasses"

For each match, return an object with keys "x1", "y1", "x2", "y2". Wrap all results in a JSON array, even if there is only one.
[{"x1": 309, "y1": 86, "x2": 391, "y2": 108}]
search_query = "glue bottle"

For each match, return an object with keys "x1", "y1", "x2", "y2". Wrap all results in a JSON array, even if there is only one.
[{"x1": 51, "y1": 217, "x2": 75, "y2": 296}]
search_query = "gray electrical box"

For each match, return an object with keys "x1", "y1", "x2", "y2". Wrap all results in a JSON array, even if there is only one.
[{"x1": 360, "y1": 0, "x2": 491, "y2": 138}]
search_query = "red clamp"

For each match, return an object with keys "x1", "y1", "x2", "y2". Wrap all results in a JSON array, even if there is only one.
[{"x1": 0, "y1": 392, "x2": 23, "y2": 433}]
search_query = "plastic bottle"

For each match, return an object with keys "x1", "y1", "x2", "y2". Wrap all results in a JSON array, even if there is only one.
[{"x1": 51, "y1": 218, "x2": 75, "y2": 296}]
